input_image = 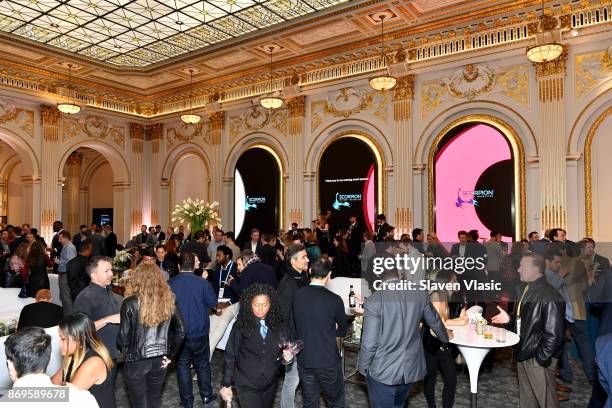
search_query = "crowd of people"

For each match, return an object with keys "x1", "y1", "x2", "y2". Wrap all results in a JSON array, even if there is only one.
[{"x1": 1, "y1": 215, "x2": 611, "y2": 408}]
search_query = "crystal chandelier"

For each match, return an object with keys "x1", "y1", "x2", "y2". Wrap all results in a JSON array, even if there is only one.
[
  {"x1": 57, "y1": 64, "x2": 81, "y2": 114},
  {"x1": 526, "y1": 0, "x2": 563, "y2": 63},
  {"x1": 370, "y1": 14, "x2": 396, "y2": 91},
  {"x1": 181, "y1": 69, "x2": 201, "y2": 124},
  {"x1": 260, "y1": 46, "x2": 283, "y2": 109}
]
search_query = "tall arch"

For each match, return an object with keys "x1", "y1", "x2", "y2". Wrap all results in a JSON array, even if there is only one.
[
  {"x1": 223, "y1": 132, "x2": 288, "y2": 179},
  {"x1": 305, "y1": 120, "x2": 391, "y2": 219},
  {"x1": 0, "y1": 127, "x2": 40, "y2": 178},
  {"x1": 582, "y1": 105, "x2": 612, "y2": 238},
  {"x1": 427, "y1": 115, "x2": 526, "y2": 240},
  {"x1": 58, "y1": 139, "x2": 131, "y2": 242}
]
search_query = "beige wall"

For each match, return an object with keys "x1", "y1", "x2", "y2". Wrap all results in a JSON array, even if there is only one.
[
  {"x1": 173, "y1": 154, "x2": 208, "y2": 208},
  {"x1": 89, "y1": 161, "x2": 113, "y2": 211},
  {"x1": 592, "y1": 114, "x2": 612, "y2": 257},
  {"x1": 7, "y1": 162, "x2": 23, "y2": 225}
]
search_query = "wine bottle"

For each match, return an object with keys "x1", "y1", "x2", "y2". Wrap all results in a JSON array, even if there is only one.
[{"x1": 349, "y1": 285, "x2": 356, "y2": 308}]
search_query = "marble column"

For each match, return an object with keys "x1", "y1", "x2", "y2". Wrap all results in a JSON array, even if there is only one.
[
  {"x1": 65, "y1": 152, "x2": 82, "y2": 234},
  {"x1": 287, "y1": 96, "x2": 306, "y2": 229},
  {"x1": 39, "y1": 105, "x2": 61, "y2": 243},
  {"x1": 392, "y1": 75, "x2": 415, "y2": 235},
  {"x1": 534, "y1": 46, "x2": 568, "y2": 230}
]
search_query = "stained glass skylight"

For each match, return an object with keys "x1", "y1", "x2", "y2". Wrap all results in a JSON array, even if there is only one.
[{"x1": 0, "y1": 0, "x2": 350, "y2": 67}]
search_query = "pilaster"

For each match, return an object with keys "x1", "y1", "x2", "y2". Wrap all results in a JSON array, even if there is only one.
[
  {"x1": 534, "y1": 46, "x2": 568, "y2": 230},
  {"x1": 392, "y1": 75, "x2": 414, "y2": 234},
  {"x1": 39, "y1": 105, "x2": 61, "y2": 242},
  {"x1": 208, "y1": 111, "x2": 225, "y2": 213},
  {"x1": 287, "y1": 95, "x2": 306, "y2": 228}
]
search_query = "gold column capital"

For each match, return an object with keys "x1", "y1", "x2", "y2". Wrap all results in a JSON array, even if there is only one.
[
  {"x1": 393, "y1": 75, "x2": 415, "y2": 101},
  {"x1": 208, "y1": 111, "x2": 225, "y2": 131},
  {"x1": 287, "y1": 95, "x2": 306, "y2": 118},
  {"x1": 40, "y1": 105, "x2": 60, "y2": 127},
  {"x1": 66, "y1": 152, "x2": 83, "y2": 167},
  {"x1": 534, "y1": 45, "x2": 569, "y2": 78},
  {"x1": 129, "y1": 123, "x2": 146, "y2": 140}
]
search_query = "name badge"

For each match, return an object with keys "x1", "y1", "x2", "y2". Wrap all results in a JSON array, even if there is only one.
[
  {"x1": 516, "y1": 317, "x2": 521, "y2": 336},
  {"x1": 218, "y1": 287, "x2": 225, "y2": 299}
]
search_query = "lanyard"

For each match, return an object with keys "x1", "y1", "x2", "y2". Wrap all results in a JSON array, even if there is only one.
[
  {"x1": 516, "y1": 285, "x2": 529, "y2": 317},
  {"x1": 219, "y1": 261, "x2": 233, "y2": 288}
]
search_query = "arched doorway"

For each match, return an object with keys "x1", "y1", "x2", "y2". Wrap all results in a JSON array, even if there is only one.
[
  {"x1": 430, "y1": 119, "x2": 524, "y2": 242},
  {"x1": 318, "y1": 136, "x2": 381, "y2": 235},
  {"x1": 61, "y1": 148, "x2": 113, "y2": 235},
  {"x1": 234, "y1": 146, "x2": 281, "y2": 247},
  {"x1": 0, "y1": 142, "x2": 26, "y2": 225}
]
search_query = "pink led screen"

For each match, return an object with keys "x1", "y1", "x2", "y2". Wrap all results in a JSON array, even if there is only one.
[{"x1": 434, "y1": 123, "x2": 516, "y2": 242}]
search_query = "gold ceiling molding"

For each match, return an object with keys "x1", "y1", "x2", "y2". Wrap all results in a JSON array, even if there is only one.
[{"x1": 0, "y1": 1, "x2": 607, "y2": 119}]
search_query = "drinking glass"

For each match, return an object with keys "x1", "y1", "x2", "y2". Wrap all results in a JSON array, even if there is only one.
[
  {"x1": 483, "y1": 325, "x2": 493, "y2": 340},
  {"x1": 495, "y1": 327, "x2": 507, "y2": 343},
  {"x1": 278, "y1": 336, "x2": 304, "y2": 365}
]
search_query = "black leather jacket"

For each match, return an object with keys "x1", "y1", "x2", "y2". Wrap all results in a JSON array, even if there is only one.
[
  {"x1": 514, "y1": 276, "x2": 565, "y2": 367},
  {"x1": 118, "y1": 296, "x2": 186, "y2": 362}
]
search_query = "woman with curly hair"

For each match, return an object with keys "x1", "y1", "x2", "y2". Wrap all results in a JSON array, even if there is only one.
[
  {"x1": 118, "y1": 263, "x2": 186, "y2": 408},
  {"x1": 220, "y1": 283, "x2": 293, "y2": 407}
]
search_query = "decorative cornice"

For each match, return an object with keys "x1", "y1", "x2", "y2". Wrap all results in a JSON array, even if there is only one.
[
  {"x1": 40, "y1": 105, "x2": 60, "y2": 126},
  {"x1": 287, "y1": 96, "x2": 306, "y2": 118},
  {"x1": 534, "y1": 45, "x2": 569, "y2": 78}
]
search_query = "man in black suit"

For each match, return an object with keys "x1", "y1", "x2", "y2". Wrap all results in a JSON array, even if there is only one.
[
  {"x1": 88, "y1": 228, "x2": 106, "y2": 257},
  {"x1": 72, "y1": 224, "x2": 90, "y2": 248},
  {"x1": 155, "y1": 224, "x2": 166, "y2": 243},
  {"x1": 103, "y1": 224, "x2": 117, "y2": 258},
  {"x1": 135, "y1": 224, "x2": 156, "y2": 247},
  {"x1": 450, "y1": 230, "x2": 469, "y2": 257},
  {"x1": 581, "y1": 237, "x2": 611, "y2": 273},
  {"x1": 181, "y1": 230, "x2": 211, "y2": 274},
  {"x1": 67, "y1": 240, "x2": 92, "y2": 301},
  {"x1": 50, "y1": 220, "x2": 64, "y2": 273},
  {"x1": 243, "y1": 228, "x2": 262, "y2": 254},
  {"x1": 531, "y1": 229, "x2": 551, "y2": 256},
  {"x1": 293, "y1": 258, "x2": 348, "y2": 407},
  {"x1": 375, "y1": 214, "x2": 394, "y2": 242},
  {"x1": 228, "y1": 249, "x2": 278, "y2": 294},
  {"x1": 258, "y1": 233, "x2": 278, "y2": 270}
]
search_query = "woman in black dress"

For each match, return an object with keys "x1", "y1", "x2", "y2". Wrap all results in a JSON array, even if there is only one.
[
  {"x1": 25, "y1": 240, "x2": 51, "y2": 297},
  {"x1": 52, "y1": 312, "x2": 115, "y2": 408},
  {"x1": 220, "y1": 284, "x2": 293, "y2": 407}
]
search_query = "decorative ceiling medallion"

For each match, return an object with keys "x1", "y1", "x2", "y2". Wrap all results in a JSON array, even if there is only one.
[{"x1": 367, "y1": 10, "x2": 397, "y2": 23}]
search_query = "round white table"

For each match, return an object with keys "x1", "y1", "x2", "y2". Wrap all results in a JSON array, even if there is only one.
[
  {"x1": 449, "y1": 324, "x2": 519, "y2": 408},
  {"x1": 0, "y1": 287, "x2": 34, "y2": 325}
]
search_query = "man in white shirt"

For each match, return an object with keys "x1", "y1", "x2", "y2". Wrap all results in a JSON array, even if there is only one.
[
  {"x1": 242, "y1": 228, "x2": 262, "y2": 254},
  {"x1": 1, "y1": 327, "x2": 99, "y2": 407}
]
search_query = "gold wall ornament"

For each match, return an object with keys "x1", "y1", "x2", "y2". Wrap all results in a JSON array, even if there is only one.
[
  {"x1": 166, "y1": 122, "x2": 205, "y2": 149},
  {"x1": 427, "y1": 115, "x2": 526, "y2": 239},
  {"x1": 575, "y1": 50, "x2": 612, "y2": 100},
  {"x1": 287, "y1": 96, "x2": 306, "y2": 118},
  {"x1": 229, "y1": 106, "x2": 287, "y2": 143},
  {"x1": 421, "y1": 80, "x2": 446, "y2": 118},
  {"x1": 84, "y1": 115, "x2": 109, "y2": 139},
  {"x1": 497, "y1": 64, "x2": 529, "y2": 106},
  {"x1": 583, "y1": 105, "x2": 612, "y2": 238},
  {"x1": 310, "y1": 87, "x2": 387, "y2": 130},
  {"x1": 41, "y1": 105, "x2": 60, "y2": 127},
  {"x1": 446, "y1": 64, "x2": 496, "y2": 100},
  {"x1": 129, "y1": 123, "x2": 146, "y2": 140},
  {"x1": 208, "y1": 111, "x2": 225, "y2": 132},
  {"x1": 393, "y1": 75, "x2": 415, "y2": 101},
  {"x1": 534, "y1": 44, "x2": 569, "y2": 78},
  {"x1": 0, "y1": 99, "x2": 17, "y2": 122}
]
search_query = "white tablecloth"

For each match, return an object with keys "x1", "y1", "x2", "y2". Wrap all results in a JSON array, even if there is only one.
[{"x1": 0, "y1": 288, "x2": 34, "y2": 323}]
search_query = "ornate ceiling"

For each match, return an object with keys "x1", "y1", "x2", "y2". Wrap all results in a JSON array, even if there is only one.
[
  {"x1": 0, "y1": 0, "x2": 350, "y2": 66},
  {"x1": 0, "y1": 0, "x2": 609, "y2": 118}
]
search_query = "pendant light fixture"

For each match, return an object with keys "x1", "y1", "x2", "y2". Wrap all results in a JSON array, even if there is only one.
[
  {"x1": 526, "y1": 0, "x2": 563, "y2": 63},
  {"x1": 57, "y1": 64, "x2": 81, "y2": 114},
  {"x1": 180, "y1": 69, "x2": 201, "y2": 124},
  {"x1": 260, "y1": 46, "x2": 283, "y2": 110},
  {"x1": 369, "y1": 14, "x2": 396, "y2": 91}
]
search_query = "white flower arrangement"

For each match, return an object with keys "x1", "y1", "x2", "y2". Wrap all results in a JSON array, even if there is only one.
[
  {"x1": 113, "y1": 250, "x2": 131, "y2": 270},
  {"x1": 171, "y1": 198, "x2": 222, "y2": 233}
]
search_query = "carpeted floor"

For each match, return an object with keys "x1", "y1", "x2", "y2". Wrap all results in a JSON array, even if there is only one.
[{"x1": 114, "y1": 346, "x2": 592, "y2": 407}]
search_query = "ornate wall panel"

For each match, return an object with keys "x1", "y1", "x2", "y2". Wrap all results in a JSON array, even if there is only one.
[
  {"x1": 575, "y1": 48, "x2": 612, "y2": 100},
  {"x1": 229, "y1": 106, "x2": 287, "y2": 144}
]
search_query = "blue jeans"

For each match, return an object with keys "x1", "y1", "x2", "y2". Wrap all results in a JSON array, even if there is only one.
[
  {"x1": 281, "y1": 361, "x2": 300, "y2": 408},
  {"x1": 176, "y1": 336, "x2": 213, "y2": 408},
  {"x1": 366, "y1": 375, "x2": 413, "y2": 408},
  {"x1": 571, "y1": 320, "x2": 595, "y2": 382}
]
